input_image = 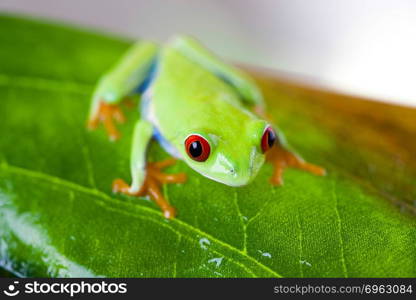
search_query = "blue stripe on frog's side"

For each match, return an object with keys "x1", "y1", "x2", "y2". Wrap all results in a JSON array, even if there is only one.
[
  {"x1": 138, "y1": 57, "x2": 182, "y2": 159},
  {"x1": 153, "y1": 127, "x2": 181, "y2": 158},
  {"x1": 138, "y1": 56, "x2": 158, "y2": 120},
  {"x1": 135, "y1": 58, "x2": 158, "y2": 94}
]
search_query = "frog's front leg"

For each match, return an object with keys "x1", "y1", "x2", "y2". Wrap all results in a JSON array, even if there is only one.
[
  {"x1": 112, "y1": 119, "x2": 187, "y2": 219},
  {"x1": 266, "y1": 137, "x2": 326, "y2": 185},
  {"x1": 87, "y1": 41, "x2": 158, "y2": 140},
  {"x1": 87, "y1": 99, "x2": 127, "y2": 141}
]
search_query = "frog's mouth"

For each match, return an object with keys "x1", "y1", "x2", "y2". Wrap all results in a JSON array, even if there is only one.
[{"x1": 195, "y1": 167, "x2": 257, "y2": 187}]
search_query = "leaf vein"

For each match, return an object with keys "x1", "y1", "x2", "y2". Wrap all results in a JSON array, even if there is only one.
[
  {"x1": 295, "y1": 208, "x2": 304, "y2": 278},
  {"x1": 233, "y1": 191, "x2": 247, "y2": 254},
  {"x1": 81, "y1": 144, "x2": 96, "y2": 188},
  {"x1": 331, "y1": 180, "x2": 348, "y2": 277}
]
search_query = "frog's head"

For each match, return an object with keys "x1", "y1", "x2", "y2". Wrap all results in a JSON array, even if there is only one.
[{"x1": 179, "y1": 120, "x2": 276, "y2": 186}]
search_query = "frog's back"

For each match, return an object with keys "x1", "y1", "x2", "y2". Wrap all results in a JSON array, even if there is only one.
[{"x1": 150, "y1": 46, "x2": 255, "y2": 140}]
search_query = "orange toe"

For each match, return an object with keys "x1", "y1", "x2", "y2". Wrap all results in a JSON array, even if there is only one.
[
  {"x1": 266, "y1": 144, "x2": 326, "y2": 185},
  {"x1": 112, "y1": 160, "x2": 186, "y2": 219},
  {"x1": 112, "y1": 178, "x2": 131, "y2": 194},
  {"x1": 87, "y1": 100, "x2": 126, "y2": 141}
]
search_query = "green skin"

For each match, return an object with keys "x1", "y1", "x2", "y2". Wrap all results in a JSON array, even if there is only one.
[{"x1": 89, "y1": 36, "x2": 285, "y2": 193}]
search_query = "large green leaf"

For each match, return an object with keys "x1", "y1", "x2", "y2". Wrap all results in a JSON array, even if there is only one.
[{"x1": 0, "y1": 15, "x2": 415, "y2": 277}]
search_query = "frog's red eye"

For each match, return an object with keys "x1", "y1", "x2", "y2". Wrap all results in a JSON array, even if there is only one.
[
  {"x1": 261, "y1": 126, "x2": 276, "y2": 153},
  {"x1": 185, "y1": 134, "x2": 210, "y2": 162}
]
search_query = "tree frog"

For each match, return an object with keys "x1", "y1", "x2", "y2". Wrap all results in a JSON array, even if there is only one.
[{"x1": 87, "y1": 36, "x2": 325, "y2": 219}]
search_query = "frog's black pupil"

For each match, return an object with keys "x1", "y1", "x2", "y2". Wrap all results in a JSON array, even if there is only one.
[
  {"x1": 189, "y1": 141, "x2": 202, "y2": 157},
  {"x1": 268, "y1": 130, "x2": 276, "y2": 148}
]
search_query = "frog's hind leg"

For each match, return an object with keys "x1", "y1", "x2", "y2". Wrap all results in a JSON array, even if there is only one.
[
  {"x1": 112, "y1": 119, "x2": 187, "y2": 219},
  {"x1": 169, "y1": 35, "x2": 264, "y2": 107},
  {"x1": 267, "y1": 140, "x2": 326, "y2": 185}
]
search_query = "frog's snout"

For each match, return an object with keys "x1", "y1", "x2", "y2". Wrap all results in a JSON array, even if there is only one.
[{"x1": 224, "y1": 164, "x2": 254, "y2": 186}]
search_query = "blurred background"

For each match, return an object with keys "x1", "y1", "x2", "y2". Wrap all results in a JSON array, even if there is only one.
[{"x1": 1, "y1": 0, "x2": 415, "y2": 107}]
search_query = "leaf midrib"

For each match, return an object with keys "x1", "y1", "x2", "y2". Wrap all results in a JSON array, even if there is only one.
[{"x1": 0, "y1": 162, "x2": 282, "y2": 278}]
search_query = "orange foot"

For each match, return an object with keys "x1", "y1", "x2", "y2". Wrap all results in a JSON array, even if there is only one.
[
  {"x1": 266, "y1": 145, "x2": 326, "y2": 185},
  {"x1": 87, "y1": 100, "x2": 126, "y2": 141},
  {"x1": 112, "y1": 159, "x2": 187, "y2": 219}
]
